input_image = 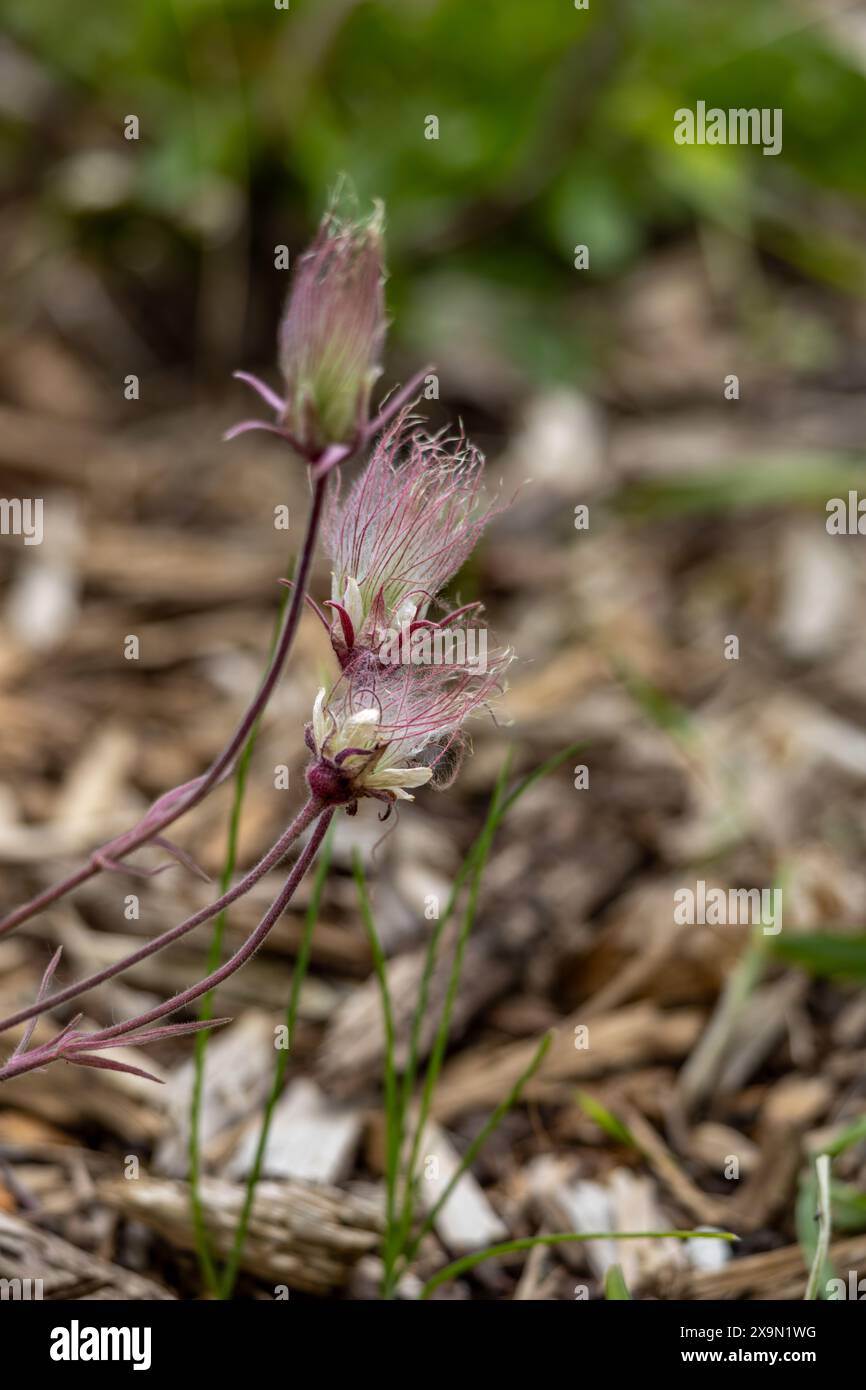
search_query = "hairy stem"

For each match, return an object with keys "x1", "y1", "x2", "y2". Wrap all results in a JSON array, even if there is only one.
[
  {"x1": 0, "y1": 801, "x2": 333, "y2": 1083},
  {"x1": 0, "y1": 472, "x2": 329, "y2": 938},
  {"x1": 218, "y1": 825, "x2": 334, "y2": 1299},
  {"x1": 189, "y1": 568, "x2": 292, "y2": 1292},
  {"x1": 0, "y1": 802, "x2": 318, "y2": 1038},
  {"x1": 0, "y1": 368, "x2": 430, "y2": 942}
]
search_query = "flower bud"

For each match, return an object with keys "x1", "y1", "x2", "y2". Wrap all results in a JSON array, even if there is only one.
[{"x1": 278, "y1": 205, "x2": 386, "y2": 455}]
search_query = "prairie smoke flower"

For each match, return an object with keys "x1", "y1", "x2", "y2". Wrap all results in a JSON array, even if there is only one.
[
  {"x1": 305, "y1": 655, "x2": 510, "y2": 815},
  {"x1": 227, "y1": 205, "x2": 386, "y2": 458},
  {"x1": 323, "y1": 417, "x2": 499, "y2": 666}
]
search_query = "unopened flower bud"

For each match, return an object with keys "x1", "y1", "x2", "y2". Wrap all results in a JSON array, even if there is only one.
[{"x1": 278, "y1": 205, "x2": 386, "y2": 455}]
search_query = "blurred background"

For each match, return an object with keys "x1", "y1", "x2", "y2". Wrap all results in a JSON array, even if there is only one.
[{"x1": 2, "y1": 0, "x2": 866, "y2": 1301}]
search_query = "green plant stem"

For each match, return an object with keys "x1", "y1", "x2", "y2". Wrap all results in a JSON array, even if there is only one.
[
  {"x1": 399, "y1": 741, "x2": 581, "y2": 1154},
  {"x1": 804, "y1": 1153, "x2": 832, "y2": 1301},
  {"x1": 394, "y1": 761, "x2": 514, "y2": 1273},
  {"x1": 394, "y1": 743, "x2": 583, "y2": 1280},
  {"x1": 400, "y1": 1031, "x2": 553, "y2": 1275},
  {"x1": 824, "y1": 1114, "x2": 866, "y2": 1159},
  {"x1": 420, "y1": 1231, "x2": 739, "y2": 1300},
  {"x1": 353, "y1": 851, "x2": 403, "y2": 1296},
  {"x1": 677, "y1": 922, "x2": 770, "y2": 1110},
  {"x1": 189, "y1": 573, "x2": 292, "y2": 1293},
  {"x1": 218, "y1": 826, "x2": 334, "y2": 1298},
  {"x1": 604, "y1": 1264, "x2": 631, "y2": 1299}
]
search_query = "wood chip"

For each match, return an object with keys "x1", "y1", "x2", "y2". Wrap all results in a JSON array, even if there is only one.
[
  {"x1": 226, "y1": 1079, "x2": 362, "y2": 1185},
  {"x1": 415, "y1": 1121, "x2": 507, "y2": 1254},
  {"x1": 0, "y1": 1210, "x2": 174, "y2": 1300},
  {"x1": 100, "y1": 1174, "x2": 383, "y2": 1296}
]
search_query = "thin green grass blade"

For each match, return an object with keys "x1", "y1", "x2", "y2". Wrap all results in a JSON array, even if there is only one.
[
  {"x1": 395, "y1": 755, "x2": 512, "y2": 1243},
  {"x1": 420, "y1": 1230, "x2": 739, "y2": 1300},
  {"x1": 771, "y1": 933, "x2": 866, "y2": 981},
  {"x1": 188, "y1": 729, "x2": 260, "y2": 1292},
  {"x1": 577, "y1": 1090, "x2": 638, "y2": 1148},
  {"x1": 618, "y1": 457, "x2": 866, "y2": 521},
  {"x1": 497, "y1": 741, "x2": 585, "y2": 817},
  {"x1": 396, "y1": 743, "x2": 583, "y2": 1266},
  {"x1": 823, "y1": 1113, "x2": 866, "y2": 1158},
  {"x1": 396, "y1": 759, "x2": 512, "y2": 1262},
  {"x1": 218, "y1": 825, "x2": 334, "y2": 1299},
  {"x1": 399, "y1": 758, "x2": 510, "y2": 1119},
  {"x1": 604, "y1": 1264, "x2": 632, "y2": 1299},
  {"x1": 401, "y1": 740, "x2": 582, "y2": 1141},
  {"x1": 401, "y1": 1031, "x2": 553, "y2": 1271},
  {"x1": 353, "y1": 850, "x2": 403, "y2": 1296},
  {"x1": 188, "y1": 575, "x2": 291, "y2": 1293}
]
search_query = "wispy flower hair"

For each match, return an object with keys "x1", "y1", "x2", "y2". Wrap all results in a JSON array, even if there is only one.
[
  {"x1": 323, "y1": 414, "x2": 500, "y2": 664},
  {"x1": 306, "y1": 653, "x2": 510, "y2": 815},
  {"x1": 0, "y1": 186, "x2": 516, "y2": 1110}
]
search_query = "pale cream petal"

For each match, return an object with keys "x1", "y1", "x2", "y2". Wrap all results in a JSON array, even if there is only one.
[
  {"x1": 364, "y1": 765, "x2": 433, "y2": 792},
  {"x1": 391, "y1": 765, "x2": 434, "y2": 787},
  {"x1": 341, "y1": 707, "x2": 380, "y2": 747},
  {"x1": 344, "y1": 576, "x2": 365, "y2": 634},
  {"x1": 312, "y1": 687, "x2": 328, "y2": 753}
]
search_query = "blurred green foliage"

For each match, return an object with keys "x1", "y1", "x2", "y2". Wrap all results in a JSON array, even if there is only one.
[{"x1": 3, "y1": 0, "x2": 866, "y2": 378}]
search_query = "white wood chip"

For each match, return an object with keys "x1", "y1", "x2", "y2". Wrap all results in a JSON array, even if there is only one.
[
  {"x1": 226, "y1": 1078, "x2": 362, "y2": 1184},
  {"x1": 416, "y1": 1121, "x2": 507, "y2": 1254}
]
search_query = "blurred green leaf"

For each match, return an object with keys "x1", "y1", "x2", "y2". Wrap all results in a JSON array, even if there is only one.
[
  {"x1": 772, "y1": 934, "x2": 866, "y2": 981},
  {"x1": 604, "y1": 1264, "x2": 632, "y2": 1300},
  {"x1": 577, "y1": 1090, "x2": 638, "y2": 1148}
]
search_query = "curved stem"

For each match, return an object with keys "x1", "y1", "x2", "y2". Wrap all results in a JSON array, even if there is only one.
[
  {"x1": 0, "y1": 366, "x2": 431, "y2": 942},
  {"x1": 0, "y1": 865, "x2": 100, "y2": 940},
  {"x1": 218, "y1": 823, "x2": 334, "y2": 1299},
  {"x1": 189, "y1": 566, "x2": 293, "y2": 1293},
  {"x1": 0, "y1": 475, "x2": 328, "y2": 939},
  {"x1": 0, "y1": 800, "x2": 320, "y2": 1038},
  {"x1": 0, "y1": 803, "x2": 334, "y2": 1083},
  {"x1": 85, "y1": 804, "x2": 333, "y2": 1046}
]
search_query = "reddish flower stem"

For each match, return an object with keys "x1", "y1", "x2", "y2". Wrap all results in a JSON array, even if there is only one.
[
  {"x1": 0, "y1": 801, "x2": 334, "y2": 1083},
  {"x1": 0, "y1": 473, "x2": 329, "y2": 940},
  {"x1": 0, "y1": 371, "x2": 429, "y2": 942},
  {"x1": 0, "y1": 799, "x2": 322, "y2": 1038}
]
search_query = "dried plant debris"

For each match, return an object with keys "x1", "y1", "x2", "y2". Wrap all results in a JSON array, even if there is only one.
[
  {"x1": 5, "y1": 132, "x2": 866, "y2": 1304},
  {"x1": 0, "y1": 1211, "x2": 175, "y2": 1301},
  {"x1": 99, "y1": 1176, "x2": 383, "y2": 1297}
]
